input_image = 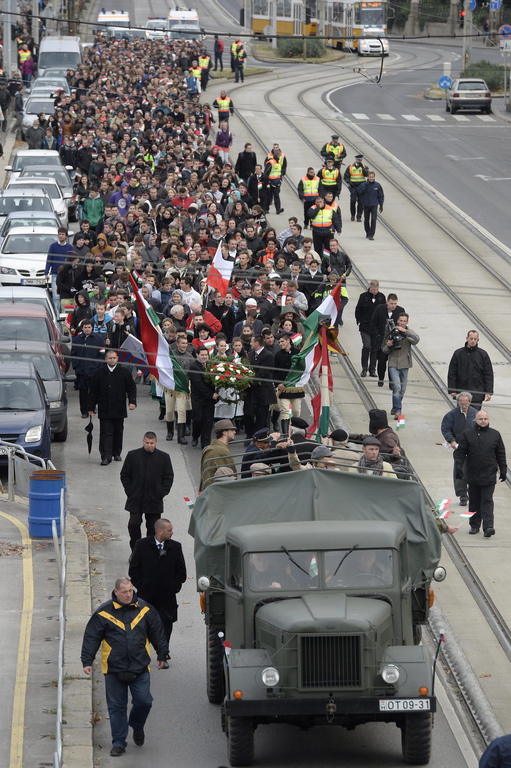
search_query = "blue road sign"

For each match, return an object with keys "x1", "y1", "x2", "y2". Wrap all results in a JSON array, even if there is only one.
[
  {"x1": 490, "y1": 0, "x2": 501, "y2": 9},
  {"x1": 438, "y1": 76, "x2": 452, "y2": 89},
  {"x1": 470, "y1": 0, "x2": 476, "y2": 10},
  {"x1": 499, "y1": 23, "x2": 511, "y2": 38}
]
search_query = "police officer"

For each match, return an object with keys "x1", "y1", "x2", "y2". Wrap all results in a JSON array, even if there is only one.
[
  {"x1": 320, "y1": 134, "x2": 346, "y2": 169},
  {"x1": 297, "y1": 167, "x2": 320, "y2": 228},
  {"x1": 263, "y1": 148, "x2": 285, "y2": 215},
  {"x1": 198, "y1": 49, "x2": 212, "y2": 91},
  {"x1": 306, "y1": 196, "x2": 342, "y2": 255},
  {"x1": 318, "y1": 157, "x2": 341, "y2": 199},
  {"x1": 344, "y1": 154, "x2": 369, "y2": 222},
  {"x1": 212, "y1": 90, "x2": 234, "y2": 123}
]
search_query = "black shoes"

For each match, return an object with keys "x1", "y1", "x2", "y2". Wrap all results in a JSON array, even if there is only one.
[
  {"x1": 369, "y1": 371, "x2": 377, "y2": 377},
  {"x1": 277, "y1": 208, "x2": 284, "y2": 214},
  {"x1": 101, "y1": 458, "x2": 111, "y2": 466},
  {"x1": 377, "y1": 380, "x2": 384, "y2": 387},
  {"x1": 356, "y1": 217, "x2": 362, "y2": 222},
  {"x1": 459, "y1": 497, "x2": 468, "y2": 506},
  {"x1": 351, "y1": 215, "x2": 355, "y2": 221},
  {"x1": 133, "y1": 730, "x2": 145, "y2": 746},
  {"x1": 113, "y1": 456, "x2": 122, "y2": 461},
  {"x1": 361, "y1": 370, "x2": 367, "y2": 377},
  {"x1": 191, "y1": 438, "x2": 199, "y2": 447},
  {"x1": 469, "y1": 527, "x2": 480, "y2": 534},
  {"x1": 110, "y1": 746, "x2": 126, "y2": 756},
  {"x1": 484, "y1": 528, "x2": 495, "y2": 538},
  {"x1": 369, "y1": 236, "x2": 374, "y2": 240}
]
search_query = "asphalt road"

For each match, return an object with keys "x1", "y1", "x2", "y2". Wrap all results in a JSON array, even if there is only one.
[{"x1": 329, "y1": 42, "x2": 511, "y2": 245}]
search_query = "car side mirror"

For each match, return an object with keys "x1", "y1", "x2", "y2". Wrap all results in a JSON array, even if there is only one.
[
  {"x1": 4, "y1": 166, "x2": 12, "y2": 172},
  {"x1": 59, "y1": 335, "x2": 71, "y2": 344},
  {"x1": 65, "y1": 166, "x2": 73, "y2": 171},
  {"x1": 64, "y1": 373, "x2": 76, "y2": 382}
]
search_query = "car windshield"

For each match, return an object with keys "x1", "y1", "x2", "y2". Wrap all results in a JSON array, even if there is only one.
[
  {"x1": 170, "y1": 29, "x2": 200, "y2": 39},
  {"x1": 20, "y1": 169, "x2": 70, "y2": 187},
  {"x1": 2, "y1": 234, "x2": 57, "y2": 254},
  {"x1": 10, "y1": 183, "x2": 62, "y2": 200},
  {"x1": 361, "y1": 28, "x2": 387, "y2": 38},
  {"x1": 248, "y1": 551, "x2": 319, "y2": 590},
  {"x1": 0, "y1": 295, "x2": 50, "y2": 311},
  {"x1": 39, "y1": 51, "x2": 80, "y2": 68},
  {"x1": 458, "y1": 81, "x2": 486, "y2": 90},
  {"x1": 325, "y1": 548, "x2": 393, "y2": 588},
  {"x1": 0, "y1": 317, "x2": 50, "y2": 342},
  {"x1": 0, "y1": 197, "x2": 53, "y2": 214},
  {"x1": 0, "y1": 351, "x2": 57, "y2": 380},
  {"x1": 0, "y1": 377, "x2": 43, "y2": 409},
  {"x1": 24, "y1": 100, "x2": 56, "y2": 114},
  {"x1": 1, "y1": 218, "x2": 58, "y2": 235},
  {"x1": 147, "y1": 20, "x2": 166, "y2": 29},
  {"x1": 12, "y1": 155, "x2": 60, "y2": 172}
]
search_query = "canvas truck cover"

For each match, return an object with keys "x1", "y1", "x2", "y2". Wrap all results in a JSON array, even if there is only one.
[{"x1": 189, "y1": 469, "x2": 441, "y2": 588}]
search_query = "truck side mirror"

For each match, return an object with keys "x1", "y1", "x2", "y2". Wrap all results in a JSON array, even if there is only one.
[
  {"x1": 433, "y1": 566, "x2": 446, "y2": 582},
  {"x1": 198, "y1": 575, "x2": 210, "y2": 591}
]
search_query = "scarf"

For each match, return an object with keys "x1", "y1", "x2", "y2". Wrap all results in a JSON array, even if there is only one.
[{"x1": 357, "y1": 456, "x2": 384, "y2": 476}]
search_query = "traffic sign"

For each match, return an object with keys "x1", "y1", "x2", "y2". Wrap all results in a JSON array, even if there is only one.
[
  {"x1": 470, "y1": 0, "x2": 476, "y2": 11},
  {"x1": 499, "y1": 24, "x2": 511, "y2": 39},
  {"x1": 500, "y1": 38, "x2": 511, "y2": 51},
  {"x1": 490, "y1": 0, "x2": 501, "y2": 9},
  {"x1": 438, "y1": 76, "x2": 452, "y2": 89}
]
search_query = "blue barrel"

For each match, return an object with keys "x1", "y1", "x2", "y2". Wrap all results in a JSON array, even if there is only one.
[{"x1": 28, "y1": 470, "x2": 66, "y2": 539}]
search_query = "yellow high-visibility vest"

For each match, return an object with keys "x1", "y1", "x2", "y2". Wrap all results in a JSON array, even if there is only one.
[
  {"x1": 267, "y1": 159, "x2": 282, "y2": 181},
  {"x1": 198, "y1": 56, "x2": 210, "y2": 69},
  {"x1": 310, "y1": 206, "x2": 333, "y2": 229},
  {"x1": 321, "y1": 168, "x2": 339, "y2": 185},
  {"x1": 349, "y1": 165, "x2": 365, "y2": 183},
  {"x1": 301, "y1": 175, "x2": 319, "y2": 197}
]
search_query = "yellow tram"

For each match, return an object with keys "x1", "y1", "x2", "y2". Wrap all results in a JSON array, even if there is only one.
[{"x1": 251, "y1": 0, "x2": 388, "y2": 52}]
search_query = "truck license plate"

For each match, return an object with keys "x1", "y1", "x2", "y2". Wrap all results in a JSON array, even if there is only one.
[{"x1": 379, "y1": 699, "x2": 430, "y2": 711}]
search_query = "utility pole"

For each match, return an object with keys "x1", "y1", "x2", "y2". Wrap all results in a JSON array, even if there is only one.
[
  {"x1": 461, "y1": 0, "x2": 472, "y2": 71},
  {"x1": 3, "y1": 0, "x2": 14, "y2": 78},
  {"x1": 32, "y1": 0, "x2": 40, "y2": 47}
]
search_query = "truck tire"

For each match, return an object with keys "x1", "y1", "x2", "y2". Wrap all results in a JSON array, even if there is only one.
[
  {"x1": 401, "y1": 712, "x2": 432, "y2": 765},
  {"x1": 227, "y1": 716, "x2": 254, "y2": 767},
  {"x1": 207, "y1": 627, "x2": 225, "y2": 704}
]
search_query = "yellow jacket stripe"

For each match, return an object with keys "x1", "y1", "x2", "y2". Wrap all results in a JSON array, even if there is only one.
[{"x1": 99, "y1": 610, "x2": 126, "y2": 630}]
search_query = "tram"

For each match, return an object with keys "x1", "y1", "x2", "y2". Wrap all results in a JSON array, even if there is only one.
[{"x1": 251, "y1": 0, "x2": 388, "y2": 52}]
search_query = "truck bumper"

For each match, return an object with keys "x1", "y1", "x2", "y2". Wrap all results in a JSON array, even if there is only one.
[{"x1": 225, "y1": 696, "x2": 436, "y2": 718}]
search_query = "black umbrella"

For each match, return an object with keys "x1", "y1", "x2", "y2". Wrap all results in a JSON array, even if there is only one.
[{"x1": 85, "y1": 416, "x2": 94, "y2": 455}]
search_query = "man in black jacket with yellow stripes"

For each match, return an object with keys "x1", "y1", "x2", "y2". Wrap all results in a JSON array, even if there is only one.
[{"x1": 81, "y1": 577, "x2": 168, "y2": 757}]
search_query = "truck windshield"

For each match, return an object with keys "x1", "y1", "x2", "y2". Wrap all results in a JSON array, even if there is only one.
[
  {"x1": 249, "y1": 551, "x2": 318, "y2": 590},
  {"x1": 325, "y1": 549, "x2": 393, "y2": 588}
]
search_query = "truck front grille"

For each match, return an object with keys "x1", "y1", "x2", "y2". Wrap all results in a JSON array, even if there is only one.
[{"x1": 300, "y1": 635, "x2": 361, "y2": 688}]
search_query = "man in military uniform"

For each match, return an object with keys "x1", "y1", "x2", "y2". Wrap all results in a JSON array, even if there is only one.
[
  {"x1": 320, "y1": 134, "x2": 346, "y2": 170},
  {"x1": 344, "y1": 153, "x2": 369, "y2": 222}
]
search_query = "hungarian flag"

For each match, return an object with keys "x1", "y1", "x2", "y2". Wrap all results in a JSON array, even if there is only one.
[
  {"x1": 435, "y1": 499, "x2": 451, "y2": 514},
  {"x1": 283, "y1": 283, "x2": 341, "y2": 389},
  {"x1": 396, "y1": 414, "x2": 405, "y2": 430},
  {"x1": 459, "y1": 511, "x2": 476, "y2": 518},
  {"x1": 128, "y1": 273, "x2": 189, "y2": 393},
  {"x1": 308, "y1": 325, "x2": 334, "y2": 440},
  {"x1": 206, "y1": 242, "x2": 234, "y2": 297}
]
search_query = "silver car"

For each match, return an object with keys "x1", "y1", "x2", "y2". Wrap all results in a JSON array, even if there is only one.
[
  {"x1": 6, "y1": 179, "x2": 68, "y2": 227},
  {"x1": 31, "y1": 76, "x2": 71, "y2": 95},
  {"x1": 5, "y1": 149, "x2": 70, "y2": 183},
  {"x1": 0, "y1": 211, "x2": 63, "y2": 247},
  {"x1": 0, "y1": 189, "x2": 58, "y2": 222},
  {"x1": 18, "y1": 166, "x2": 76, "y2": 221},
  {"x1": 0, "y1": 226, "x2": 59, "y2": 287},
  {"x1": 20, "y1": 97, "x2": 56, "y2": 136},
  {"x1": 446, "y1": 78, "x2": 492, "y2": 114}
]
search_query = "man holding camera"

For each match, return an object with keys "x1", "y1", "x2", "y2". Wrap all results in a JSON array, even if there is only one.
[{"x1": 382, "y1": 313, "x2": 420, "y2": 419}]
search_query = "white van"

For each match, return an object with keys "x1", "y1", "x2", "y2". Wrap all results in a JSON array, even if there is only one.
[
  {"x1": 97, "y1": 9, "x2": 130, "y2": 31},
  {"x1": 37, "y1": 36, "x2": 82, "y2": 78},
  {"x1": 167, "y1": 7, "x2": 203, "y2": 39}
]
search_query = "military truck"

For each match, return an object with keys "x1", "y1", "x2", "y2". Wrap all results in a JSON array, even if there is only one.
[{"x1": 189, "y1": 468, "x2": 445, "y2": 766}]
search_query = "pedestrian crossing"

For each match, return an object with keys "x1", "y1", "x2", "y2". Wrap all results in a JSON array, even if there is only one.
[{"x1": 338, "y1": 112, "x2": 496, "y2": 123}]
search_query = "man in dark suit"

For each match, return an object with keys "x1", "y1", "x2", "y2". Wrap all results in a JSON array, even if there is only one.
[
  {"x1": 369, "y1": 293, "x2": 405, "y2": 387},
  {"x1": 129, "y1": 518, "x2": 187, "y2": 655},
  {"x1": 120, "y1": 432, "x2": 175, "y2": 550},
  {"x1": 189, "y1": 346, "x2": 218, "y2": 449},
  {"x1": 244, "y1": 334, "x2": 275, "y2": 441},
  {"x1": 88, "y1": 349, "x2": 137, "y2": 465}
]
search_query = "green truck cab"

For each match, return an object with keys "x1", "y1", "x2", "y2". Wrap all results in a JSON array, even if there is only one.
[{"x1": 190, "y1": 468, "x2": 444, "y2": 766}]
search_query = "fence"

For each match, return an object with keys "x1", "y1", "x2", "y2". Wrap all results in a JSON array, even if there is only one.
[
  {"x1": 52, "y1": 488, "x2": 66, "y2": 768},
  {"x1": 0, "y1": 439, "x2": 55, "y2": 500}
]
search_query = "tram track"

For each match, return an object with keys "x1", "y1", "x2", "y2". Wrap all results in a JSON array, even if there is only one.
[{"x1": 228, "y1": 58, "x2": 511, "y2": 711}]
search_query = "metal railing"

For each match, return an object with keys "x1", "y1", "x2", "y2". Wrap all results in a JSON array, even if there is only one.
[
  {"x1": 52, "y1": 488, "x2": 66, "y2": 768},
  {"x1": 0, "y1": 439, "x2": 55, "y2": 500}
]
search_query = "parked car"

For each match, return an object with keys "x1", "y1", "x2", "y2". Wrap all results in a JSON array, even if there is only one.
[
  {"x1": 30, "y1": 76, "x2": 71, "y2": 96},
  {"x1": 19, "y1": 166, "x2": 76, "y2": 220},
  {"x1": 0, "y1": 361, "x2": 51, "y2": 461},
  {"x1": 0, "y1": 212, "x2": 62, "y2": 246},
  {"x1": 145, "y1": 17, "x2": 167, "y2": 40},
  {"x1": 0, "y1": 303, "x2": 70, "y2": 373},
  {"x1": 446, "y1": 78, "x2": 492, "y2": 114},
  {"x1": 0, "y1": 341, "x2": 73, "y2": 441},
  {"x1": 0, "y1": 285, "x2": 62, "y2": 328},
  {"x1": 4, "y1": 149, "x2": 69, "y2": 184},
  {"x1": 20, "y1": 98, "x2": 59, "y2": 138},
  {"x1": 0, "y1": 189, "x2": 58, "y2": 222},
  {"x1": 6, "y1": 179, "x2": 68, "y2": 226},
  {"x1": 358, "y1": 29, "x2": 389, "y2": 56},
  {"x1": 0, "y1": 227, "x2": 61, "y2": 287}
]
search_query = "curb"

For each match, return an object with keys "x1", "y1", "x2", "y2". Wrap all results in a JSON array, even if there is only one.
[{"x1": 62, "y1": 513, "x2": 93, "y2": 768}]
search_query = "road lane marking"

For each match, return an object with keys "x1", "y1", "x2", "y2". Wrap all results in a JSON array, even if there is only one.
[
  {"x1": 477, "y1": 114, "x2": 495, "y2": 121},
  {"x1": 427, "y1": 115, "x2": 445, "y2": 121},
  {"x1": 452, "y1": 115, "x2": 470, "y2": 121},
  {"x1": 402, "y1": 115, "x2": 421, "y2": 121},
  {"x1": 376, "y1": 114, "x2": 395, "y2": 120},
  {"x1": 0, "y1": 510, "x2": 34, "y2": 768},
  {"x1": 351, "y1": 113, "x2": 369, "y2": 119}
]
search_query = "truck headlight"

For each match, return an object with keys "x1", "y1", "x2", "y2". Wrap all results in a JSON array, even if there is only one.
[
  {"x1": 261, "y1": 667, "x2": 279, "y2": 687},
  {"x1": 26, "y1": 426, "x2": 42, "y2": 443},
  {"x1": 49, "y1": 400, "x2": 64, "y2": 409},
  {"x1": 381, "y1": 664, "x2": 400, "y2": 684}
]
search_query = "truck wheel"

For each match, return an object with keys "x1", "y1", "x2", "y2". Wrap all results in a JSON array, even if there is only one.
[
  {"x1": 401, "y1": 713, "x2": 432, "y2": 765},
  {"x1": 207, "y1": 627, "x2": 225, "y2": 704},
  {"x1": 227, "y1": 716, "x2": 254, "y2": 767}
]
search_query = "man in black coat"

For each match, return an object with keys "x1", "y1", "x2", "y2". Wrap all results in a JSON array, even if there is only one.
[
  {"x1": 447, "y1": 330, "x2": 494, "y2": 409},
  {"x1": 71, "y1": 320, "x2": 104, "y2": 417},
  {"x1": 189, "y1": 347, "x2": 218, "y2": 449},
  {"x1": 129, "y1": 518, "x2": 186, "y2": 648},
  {"x1": 244, "y1": 335, "x2": 275, "y2": 440},
  {"x1": 354, "y1": 280, "x2": 386, "y2": 377},
  {"x1": 121, "y1": 432, "x2": 175, "y2": 550},
  {"x1": 455, "y1": 410, "x2": 507, "y2": 537},
  {"x1": 87, "y1": 349, "x2": 137, "y2": 465},
  {"x1": 369, "y1": 293, "x2": 405, "y2": 386},
  {"x1": 234, "y1": 142, "x2": 257, "y2": 183}
]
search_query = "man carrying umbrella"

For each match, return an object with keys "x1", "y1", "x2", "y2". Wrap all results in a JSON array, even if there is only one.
[{"x1": 87, "y1": 349, "x2": 137, "y2": 465}]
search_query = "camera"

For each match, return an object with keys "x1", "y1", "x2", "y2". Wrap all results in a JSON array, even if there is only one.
[{"x1": 386, "y1": 319, "x2": 406, "y2": 350}]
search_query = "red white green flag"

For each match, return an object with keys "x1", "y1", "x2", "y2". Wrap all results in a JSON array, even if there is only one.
[
  {"x1": 129, "y1": 273, "x2": 189, "y2": 394},
  {"x1": 206, "y1": 242, "x2": 234, "y2": 297}
]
